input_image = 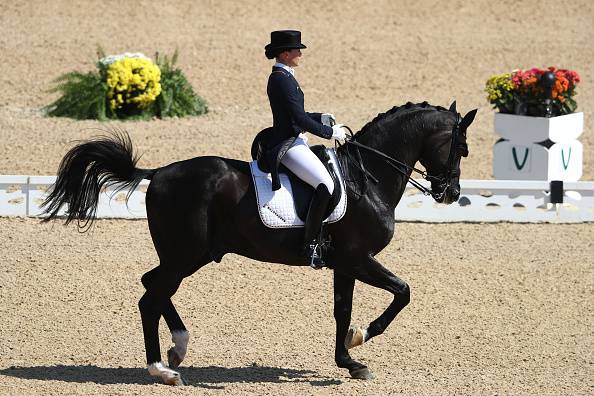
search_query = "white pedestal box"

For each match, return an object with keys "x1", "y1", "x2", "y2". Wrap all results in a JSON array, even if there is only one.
[
  {"x1": 493, "y1": 140, "x2": 582, "y2": 181},
  {"x1": 494, "y1": 112, "x2": 583, "y2": 143},
  {"x1": 493, "y1": 112, "x2": 584, "y2": 181}
]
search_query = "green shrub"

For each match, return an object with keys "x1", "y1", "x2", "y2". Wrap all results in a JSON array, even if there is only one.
[{"x1": 44, "y1": 48, "x2": 207, "y2": 121}]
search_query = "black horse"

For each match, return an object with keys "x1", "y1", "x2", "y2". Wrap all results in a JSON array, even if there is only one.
[{"x1": 42, "y1": 101, "x2": 477, "y2": 385}]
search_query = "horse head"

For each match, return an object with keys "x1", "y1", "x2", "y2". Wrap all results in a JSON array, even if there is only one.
[{"x1": 419, "y1": 101, "x2": 477, "y2": 204}]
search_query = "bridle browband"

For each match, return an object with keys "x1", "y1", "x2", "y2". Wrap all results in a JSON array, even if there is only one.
[{"x1": 337, "y1": 111, "x2": 467, "y2": 201}]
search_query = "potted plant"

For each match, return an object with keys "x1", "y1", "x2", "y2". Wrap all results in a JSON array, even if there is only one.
[
  {"x1": 44, "y1": 49, "x2": 208, "y2": 121},
  {"x1": 485, "y1": 67, "x2": 583, "y2": 181}
]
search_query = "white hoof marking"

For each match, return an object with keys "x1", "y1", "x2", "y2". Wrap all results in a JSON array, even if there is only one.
[
  {"x1": 345, "y1": 326, "x2": 368, "y2": 349},
  {"x1": 148, "y1": 361, "x2": 184, "y2": 386},
  {"x1": 171, "y1": 330, "x2": 190, "y2": 362}
]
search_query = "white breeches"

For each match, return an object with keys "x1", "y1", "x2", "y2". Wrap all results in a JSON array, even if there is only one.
[{"x1": 280, "y1": 135, "x2": 334, "y2": 194}]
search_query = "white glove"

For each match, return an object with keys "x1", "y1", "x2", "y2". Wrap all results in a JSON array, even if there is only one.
[
  {"x1": 331, "y1": 124, "x2": 347, "y2": 141},
  {"x1": 321, "y1": 113, "x2": 336, "y2": 127}
]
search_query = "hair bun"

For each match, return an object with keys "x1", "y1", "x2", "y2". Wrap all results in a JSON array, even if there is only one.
[{"x1": 265, "y1": 48, "x2": 276, "y2": 60}]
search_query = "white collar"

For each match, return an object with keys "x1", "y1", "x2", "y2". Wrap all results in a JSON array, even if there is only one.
[{"x1": 273, "y1": 62, "x2": 295, "y2": 76}]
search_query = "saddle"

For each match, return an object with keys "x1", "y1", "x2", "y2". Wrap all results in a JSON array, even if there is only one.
[{"x1": 250, "y1": 131, "x2": 347, "y2": 229}]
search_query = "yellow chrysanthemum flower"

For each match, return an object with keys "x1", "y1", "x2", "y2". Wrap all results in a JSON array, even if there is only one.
[{"x1": 106, "y1": 57, "x2": 161, "y2": 110}]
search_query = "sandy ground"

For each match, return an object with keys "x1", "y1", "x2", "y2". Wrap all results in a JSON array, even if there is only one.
[
  {"x1": 1, "y1": 0, "x2": 593, "y2": 394},
  {"x1": 1, "y1": 220, "x2": 593, "y2": 395}
]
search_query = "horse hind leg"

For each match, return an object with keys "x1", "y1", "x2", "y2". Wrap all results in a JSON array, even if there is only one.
[
  {"x1": 141, "y1": 297, "x2": 191, "y2": 370},
  {"x1": 163, "y1": 257, "x2": 214, "y2": 369},
  {"x1": 140, "y1": 258, "x2": 211, "y2": 385},
  {"x1": 139, "y1": 267, "x2": 186, "y2": 385}
]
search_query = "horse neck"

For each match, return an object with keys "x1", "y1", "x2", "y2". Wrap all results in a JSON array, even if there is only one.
[{"x1": 346, "y1": 115, "x2": 425, "y2": 209}]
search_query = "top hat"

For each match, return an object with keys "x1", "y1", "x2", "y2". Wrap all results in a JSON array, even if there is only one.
[{"x1": 264, "y1": 30, "x2": 307, "y2": 59}]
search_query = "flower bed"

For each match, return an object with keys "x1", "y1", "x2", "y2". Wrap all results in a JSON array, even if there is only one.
[{"x1": 45, "y1": 49, "x2": 207, "y2": 120}]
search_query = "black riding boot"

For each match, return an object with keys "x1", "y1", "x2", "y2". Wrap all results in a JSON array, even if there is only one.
[{"x1": 303, "y1": 184, "x2": 332, "y2": 269}]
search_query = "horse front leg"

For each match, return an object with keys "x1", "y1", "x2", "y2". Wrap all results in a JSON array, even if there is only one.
[
  {"x1": 333, "y1": 271, "x2": 375, "y2": 380},
  {"x1": 339, "y1": 255, "x2": 410, "y2": 374}
]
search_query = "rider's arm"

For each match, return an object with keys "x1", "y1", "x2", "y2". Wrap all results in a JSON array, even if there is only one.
[
  {"x1": 307, "y1": 112, "x2": 322, "y2": 123},
  {"x1": 278, "y1": 77, "x2": 333, "y2": 139}
]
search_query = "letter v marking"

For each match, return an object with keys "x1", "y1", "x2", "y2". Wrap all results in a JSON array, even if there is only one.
[
  {"x1": 561, "y1": 147, "x2": 572, "y2": 170},
  {"x1": 512, "y1": 147, "x2": 529, "y2": 170}
]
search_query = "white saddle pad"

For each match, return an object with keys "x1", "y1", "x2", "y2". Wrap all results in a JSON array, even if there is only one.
[{"x1": 250, "y1": 149, "x2": 347, "y2": 228}]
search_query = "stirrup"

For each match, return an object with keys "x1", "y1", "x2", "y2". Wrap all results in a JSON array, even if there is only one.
[{"x1": 306, "y1": 242, "x2": 325, "y2": 269}]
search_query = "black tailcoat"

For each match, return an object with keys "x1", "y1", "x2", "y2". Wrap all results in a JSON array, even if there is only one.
[{"x1": 264, "y1": 66, "x2": 333, "y2": 190}]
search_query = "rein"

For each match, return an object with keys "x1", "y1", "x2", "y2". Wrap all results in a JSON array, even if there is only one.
[{"x1": 337, "y1": 116, "x2": 463, "y2": 200}]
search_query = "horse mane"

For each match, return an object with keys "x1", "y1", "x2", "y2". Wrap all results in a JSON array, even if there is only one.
[
  {"x1": 351, "y1": 101, "x2": 451, "y2": 141},
  {"x1": 339, "y1": 101, "x2": 456, "y2": 199}
]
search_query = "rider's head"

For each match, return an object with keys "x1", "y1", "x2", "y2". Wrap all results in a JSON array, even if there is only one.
[
  {"x1": 265, "y1": 30, "x2": 306, "y2": 66},
  {"x1": 276, "y1": 49, "x2": 302, "y2": 67}
]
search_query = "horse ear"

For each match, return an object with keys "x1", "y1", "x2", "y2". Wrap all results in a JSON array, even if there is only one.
[
  {"x1": 460, "y1": 109, "x2": 478, "y2": 130},
  {"x1": 448, "y1": 101, "x2": 457, "y2": 113}
]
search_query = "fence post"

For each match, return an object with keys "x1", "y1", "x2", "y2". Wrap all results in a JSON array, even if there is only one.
[{"x1": 550, "y1": 180, "x2": 564, "y2": 204}]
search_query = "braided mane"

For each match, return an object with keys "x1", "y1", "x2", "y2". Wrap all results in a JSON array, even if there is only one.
[{"x1": 352, "y1": 101, "x2": 449, "y2": 140}]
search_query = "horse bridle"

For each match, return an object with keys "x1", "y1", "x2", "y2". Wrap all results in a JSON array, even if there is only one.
[
  {"x1": 338, "y1": 112, "x2": 468, "y2": 201},
  {"x1": 431, "y1": 112, "x2": 469, "y2": 200}
]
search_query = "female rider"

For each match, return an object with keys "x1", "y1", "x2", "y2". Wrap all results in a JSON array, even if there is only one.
[{"x1": 263, "y1": 30, "x2": 347, "y2": 269}]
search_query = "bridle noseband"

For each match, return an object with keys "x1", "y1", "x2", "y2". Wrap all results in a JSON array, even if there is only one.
[{"x1": 338, "y1": 112, "x2": 467, "y2": 200}]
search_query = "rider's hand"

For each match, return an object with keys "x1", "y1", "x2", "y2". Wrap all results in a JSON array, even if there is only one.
[
  {"x1": 331, "y1": 124, "x2": 347, "y2": 141},
  {"x1": 321, "y1": 113, "x2": 336, "y2": 127}
]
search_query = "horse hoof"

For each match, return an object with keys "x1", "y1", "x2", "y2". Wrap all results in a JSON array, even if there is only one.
[
  {"x1": 350, "y1": 367, "x2": 375, "y2": 380},
  {"x1": 167, "y1": 347, "x2": 183, "y2": 369},
  {"x1": 164, "y1": 371, "x2": 185, "y2": 386},
  {"x1": 345, "y1": 326, "x2": 366, "y2": 349}
]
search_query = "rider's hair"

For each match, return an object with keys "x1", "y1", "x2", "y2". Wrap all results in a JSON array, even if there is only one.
[{"x1": 265, "y1": 48, "x2": 286, "y2": 60}]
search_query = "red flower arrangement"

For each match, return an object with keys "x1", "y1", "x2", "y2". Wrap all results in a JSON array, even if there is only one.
[
  {"x1": 511, "y1": 67, "x2": 580, "y2": 116},
  {"x1": 486, "y1": 67, "x2": 580, "y2": 117}
]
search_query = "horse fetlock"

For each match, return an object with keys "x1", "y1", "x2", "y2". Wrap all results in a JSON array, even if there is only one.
[
  {"x1": 147, "y1": 361, "x2": 184, "y2": 386},
  {"x1": 345, "y1": 326, "x2": 368, "y2": 349},
  {"x1": 335, "y1": 351, "x2": 354, "y2": 368}
]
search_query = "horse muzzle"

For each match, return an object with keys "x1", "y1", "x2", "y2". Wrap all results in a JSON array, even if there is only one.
[
  {"x1": 443, "y1": 184, "x2": 461, "y2": 204},
  {"x1": 432, "y1": 182, "x2": 460, "y2": 204}
]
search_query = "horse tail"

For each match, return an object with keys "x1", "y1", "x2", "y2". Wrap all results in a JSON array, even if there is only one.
[{"x1": 41, "y1": 130, "x2": 157, "y2": 230}]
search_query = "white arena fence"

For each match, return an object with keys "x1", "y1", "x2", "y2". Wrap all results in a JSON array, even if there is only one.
[{"x1": 1, "y1": 175, "x2": 593, "y2": 223}]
